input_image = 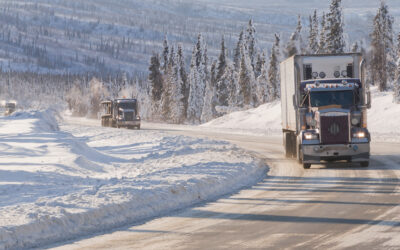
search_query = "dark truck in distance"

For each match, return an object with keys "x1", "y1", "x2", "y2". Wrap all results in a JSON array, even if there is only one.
[
  {"x1": 280, "y1": 53, "x2": 371, "y2": 169},
  {"x1": 4, "y1": 102, "x2": 16, "y2": 116},
  {"x1": 101, "y1": 99, "x2": 141, "y2": 129}
]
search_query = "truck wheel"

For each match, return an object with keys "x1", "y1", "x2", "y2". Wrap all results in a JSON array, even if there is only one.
[
  {"x1": 303, "y1": 163, "x2": 311, "y2": 169},
  {"x1": 360, "y1": 161, "x2": 369, "y2": 167}
]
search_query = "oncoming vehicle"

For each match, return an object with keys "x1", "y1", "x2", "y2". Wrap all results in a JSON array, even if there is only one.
[
  {"x1": 101, "y1": 99, "x2": 141, "y2": 129},
  {"x1": 4, "y1": 102, "x2": 16, "y2": 116},
  {"x1": 280, "y1": 53, "x2": 371, "y2": 169}
]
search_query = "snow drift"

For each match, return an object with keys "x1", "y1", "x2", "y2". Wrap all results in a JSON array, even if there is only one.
[{"x1": 0, "y1": 111, "x2": 266, "y2": 249}]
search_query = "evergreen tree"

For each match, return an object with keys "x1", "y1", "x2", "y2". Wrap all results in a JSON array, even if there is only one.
[
  {"x1": 148, "y1": 53, "x2": 163, "y2": 119},
  {"x1": 177, "y1": 44, "x2": 189, "y2": 121},
  {"x1": 394, "y1": 33, "x2": 400, "y2": 103},
  {"x1": 285, "y1": 15, "x2": 302, "y2": 57},
  {"x1": 162, "y1": 36, "x2": 169, "y2": 72},
  {"x1": 326, "y1": 0, "x2": 345, "y2": 54},
  {"x1": 187, "y1": 34, "x2": 207, "y2": 123},
  {"x1": 255, "y1": 53, "x2": 265, "y2": 78},
  {"x1": 238, "y1": 44, "x2": 255, "y2": 106},
  {"x1": 268, "y1": 41, "x2": 280, "y2": 100},
  {"x1": 217, "y1": 36, "x2": 226, "y2": 81},
  {"x1": 149, "y1": 53, "x2": 163, "y2": 102},
  {"x1": 234, "y1": 30, "x2": 244, "y2": 71},
  {"x1": 318, "y1": 13, "x2": 327, "y2": 54},
  {"x1": 245, "y1": 19, "x2": 256, "y2": 69},
  {"x1": 308, "y1": 10, "x2": 319, "y2": 54},
  {"x1": 370, "y1": 1, "x2": 394, "y2": 91},
  {"x1": 216, "y1": 37, "x2": 229, "y2": 106}
]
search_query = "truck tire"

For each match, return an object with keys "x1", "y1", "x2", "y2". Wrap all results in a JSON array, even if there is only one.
[{"x1": 303, "y1": 163, "x2": 311, "y2": 169}]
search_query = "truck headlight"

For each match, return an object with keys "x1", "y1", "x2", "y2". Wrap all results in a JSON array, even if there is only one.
[
  {"x1": 136, "y1": 116, "x2": 140, "y2": 120},
  {"x1": 304, "y1": 131, "x2": 319, "y2": 140},
  {"x1": 353, "y1": 131, "x2": 366, "y2": 138}
]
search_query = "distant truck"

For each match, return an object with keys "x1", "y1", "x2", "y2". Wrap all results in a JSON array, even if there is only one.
[
  {"x1": 4, "y1": 102, "x2": 16, "y2": 116},
  {"x1": 280, "y1": 53, "x2": 371, "y2": 169},
  {"x1": 101, "y1": 99, "x2": 141, "y2": 129}
]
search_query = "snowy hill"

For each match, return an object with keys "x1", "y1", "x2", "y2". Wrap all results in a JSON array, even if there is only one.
[{"x1": 0, "y1": 0, "x2": 398, "y2": 76}]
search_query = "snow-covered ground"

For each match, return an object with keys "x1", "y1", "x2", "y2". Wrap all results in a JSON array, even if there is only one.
[
  {"x1": 203, "y1": 87, "x2": 400, "y2": 142},
  {"x1": 0, "y1": 110, "x2": 266, "y2": 249}
]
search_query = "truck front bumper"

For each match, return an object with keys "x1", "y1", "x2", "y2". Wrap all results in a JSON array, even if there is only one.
[
  {"x1": 302, "y1": 143, "x2": 370, "y2": 164},
  {"x1": 116, "y1": 120, "x2": 141, "y2": 127}
]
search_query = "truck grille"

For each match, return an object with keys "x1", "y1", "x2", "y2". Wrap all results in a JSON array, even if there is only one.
[
  {"x1": 124, "y1": 112, "x2": 134, "y2": 121},
  {"x1": 320, "y1": 115, "x2": 349, "y2": 144}
]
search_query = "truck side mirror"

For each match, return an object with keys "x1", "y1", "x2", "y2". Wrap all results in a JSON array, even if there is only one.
[{"x1": 366, "y1": 91, "x2": 371, "y2": 109}]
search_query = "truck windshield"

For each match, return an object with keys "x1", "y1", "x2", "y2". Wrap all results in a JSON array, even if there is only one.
[
  {"x1": 310, "y1": 91, "x2": 354, "y2": 107},
  {"x1": 118, "y1": 102, "x2": 136, "y2": 110}
]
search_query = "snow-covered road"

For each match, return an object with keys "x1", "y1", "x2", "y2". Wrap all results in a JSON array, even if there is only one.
[
  {"x1": 0, "y1": 111, "x2": 265, "y2": 249},
  {"x1": 50, "y1": 122, "x2": 400, "y2": 249}
]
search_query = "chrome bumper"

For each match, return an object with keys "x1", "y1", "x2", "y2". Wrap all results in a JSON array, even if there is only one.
[
  {"x1": 116, "y1": 120, "x2": 141, "y2": 126},
  {"x1": 302, "y1": 143, "x2": 370, "y2": 163}
]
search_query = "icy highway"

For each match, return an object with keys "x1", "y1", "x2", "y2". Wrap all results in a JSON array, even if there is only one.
[{"x1": 52, "y1": 123, "x2": 400, "y2": 249}]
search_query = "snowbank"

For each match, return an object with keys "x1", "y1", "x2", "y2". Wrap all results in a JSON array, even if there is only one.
[
  {"x1": 202, "y1": 88, "x2": 400, "y2": 142},
  {"x1": 0, "y1": 110, "x2": 266, "y2": 249},
  {"x1": 202, "y1": 101, "x2": 282, "y2": 135}
]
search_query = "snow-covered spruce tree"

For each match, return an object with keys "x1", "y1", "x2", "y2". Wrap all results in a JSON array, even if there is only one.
[
  {"x1": 216, "y1": 36, "x2": 229, "y2": 106},
  {"x1": 88, "y1": 77, "x2": 109, "y2": 118},
  {"x1": 254, "y1": 51, "x2": 266, "y2": 103},
  {"x1": 162, "y1": 36, "x2": 169, "y2": 73},
  {"x1": 318, "y1": 12, "x2": 327, "y2": 54},
  {"x1": 177, "y1": 44, "x2": 189, "y2": 122},
  {"x1": 325, "y1": 0, "x2": 345, "y2": 54},
  {"x1": 285, "y1": 15, "x2": 302, "y2": 58},
  {"x1": 234, "y1": 30, "x2": 244, "y2": 71},
  {"x1": 393, "y1": 58, "x2": 400, "y2": 103},
  {"x1": 255, "y1": 52, "x2": 265, "y2": 79},
  {"x1": 201, "y1": 61, "x2": 217, "y2": 123},
  {"x1": 245, "y1": 19, "x2": 256, "y2": 69},
  {"x1": 161, "y1": 47, "x2": 175, "y2": 122},
  {"x1": 393, "y1": 33, "x2": 400, "y2": 103},
  {"x1": 308, "y1": 10, "x2": 319, "y2": 54},
  {"x1": 370, "y1": 1, "x2": 394, "y2": 92},
  {"x1": 187, "y1": 34, "x2": 207, "y2": 124},
  {"x1": 268, "y1": 40, "x2": 280, "y2": 101},
  {"x1": 238, "y1": 44, "x2": 256, "y2": 107},
  {"x1": 148, "y1": 53, "x2": 163, "y2": 120}
]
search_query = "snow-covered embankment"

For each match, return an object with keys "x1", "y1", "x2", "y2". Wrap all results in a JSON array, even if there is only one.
[{"x1": 0, "y1": 111, "x2": 266, "y2": 249}]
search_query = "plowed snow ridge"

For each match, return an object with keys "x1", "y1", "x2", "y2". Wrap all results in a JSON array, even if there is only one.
[{"x1": 0, "y1": 110, "x2": 266, "y2": 249}]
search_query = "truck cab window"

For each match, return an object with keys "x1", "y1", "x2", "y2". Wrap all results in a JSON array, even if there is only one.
[{"x1": 304, "y1": 64, "x2": 312, "y2": 80}]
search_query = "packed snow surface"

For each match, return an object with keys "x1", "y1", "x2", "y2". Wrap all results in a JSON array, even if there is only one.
[{"x1": 0, "y1": 111, "x2": 265, "y2": 249}]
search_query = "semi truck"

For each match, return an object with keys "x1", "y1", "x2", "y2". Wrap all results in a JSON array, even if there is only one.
[
  {"x1": 101, "y1": 98, "x2": 141, "y2": 129},
  {"x1": 280, "y1": 53, "x2": 371, "y2": 169}
]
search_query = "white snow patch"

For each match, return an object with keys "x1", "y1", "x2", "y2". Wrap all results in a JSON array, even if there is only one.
[
  {"x1": 0, "y1": 111, "x2": 266, "y2": 249},
  {"x1": 202, "y1": 101, "x2": 281, "y2": 136}
]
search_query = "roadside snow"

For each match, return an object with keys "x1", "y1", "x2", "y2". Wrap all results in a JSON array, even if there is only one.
[
  {"x1": 202, "y1": 87, "x2": 400, "y2": 142},
  {"x1": 0, "y1": 111, "x2": 266, "y2": 249},
  {"x1": 202, "y1": 101, "x2": 281, "y2": 136}
]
